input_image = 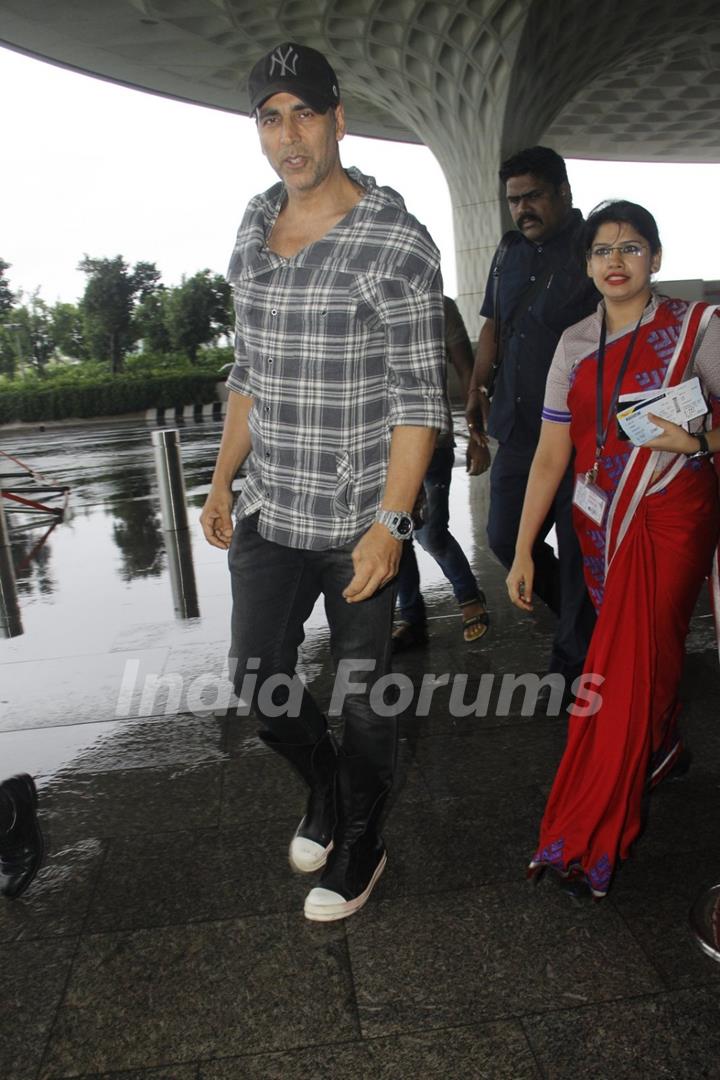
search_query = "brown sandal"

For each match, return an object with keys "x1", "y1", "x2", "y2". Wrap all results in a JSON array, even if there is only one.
[{"x1": 460, "y1": 594, "x2": 489, "y2": 643}]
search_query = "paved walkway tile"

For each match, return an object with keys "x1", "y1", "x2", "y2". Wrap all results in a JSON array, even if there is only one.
[
  {"x1": 522, "y1": 987, "x2": 720, "y2": 1079},
  {"x1": 3, "y1": 937, "x2": 78, "y2": 1080},
  {"x1": 39, "y1": 917, "x2": 356, "y2": 1077},
  {"x1": 346, "y1": 882, "x2": 665, "y2": 1038},
  {"x1": 198, "y1": 1021, "x2": 541, "y2": 1078}
]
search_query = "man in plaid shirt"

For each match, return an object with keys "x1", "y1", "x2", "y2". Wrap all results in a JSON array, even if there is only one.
[{"x1": 200, "y1": 42, "x2": 448, "y2": 921}]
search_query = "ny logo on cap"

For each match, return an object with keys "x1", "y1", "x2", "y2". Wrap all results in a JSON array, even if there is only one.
[{"x1": 269, "y1": 45, "x2": 299, "y2": 78}]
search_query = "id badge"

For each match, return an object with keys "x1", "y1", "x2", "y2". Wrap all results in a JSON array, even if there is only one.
[{"x1": 573, "y1": 475, "x2": 609, "y2": 525}]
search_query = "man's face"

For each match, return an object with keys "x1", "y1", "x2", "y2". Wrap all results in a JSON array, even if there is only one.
[
  {"x1": 505, "y1": 172, "x2": 570, "y2": 242},
  {"x1": 256, "y1": 93, "x2": 345, "y2": 193}
]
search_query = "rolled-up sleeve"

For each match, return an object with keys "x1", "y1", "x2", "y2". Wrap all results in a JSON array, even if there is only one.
[
  {"x1": 225, "y1": 316, "x2": 252, "y2": 397},
  {"x1": 371, "y1": 269, "x2": 450, "y2": 432}
]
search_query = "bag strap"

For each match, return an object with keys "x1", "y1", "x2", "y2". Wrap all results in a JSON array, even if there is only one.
[{"x1": 492, "y1": 230, "x2": 522, "y2": 339}]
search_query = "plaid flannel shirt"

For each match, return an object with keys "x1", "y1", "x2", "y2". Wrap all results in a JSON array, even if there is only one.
[{"x1": 225, "y1": 167, "x2": 449, "y2": 550}]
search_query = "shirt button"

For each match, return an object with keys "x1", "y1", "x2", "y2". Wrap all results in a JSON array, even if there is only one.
[
  {"x1": 537, "y1": 246, "x2": 543, "y2": 253},
  {"x1": 267, "y1": 357, "x2": 273, "y2": 364},
  {"x1": 516, "y1": 396, "x2": 522, "y2": 402},
  {"x1": 530, "y1": 275, "x2": 536, "y2": 282},
  {"x1": 271, "y1": 309, "x2": 278, "y2": 316},
  {"x1": 520, "y1": 332, "x2": 526, "y2": 339},
  {"x1": 264, "y1": 406, "x2": 270, "y2": 413}
]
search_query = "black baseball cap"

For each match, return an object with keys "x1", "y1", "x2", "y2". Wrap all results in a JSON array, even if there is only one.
[{"x1": 248, "y1": 42, "x2": 340, "y2": 115}]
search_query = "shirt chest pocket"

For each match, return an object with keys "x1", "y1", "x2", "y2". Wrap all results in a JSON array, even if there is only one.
[
  {"x1": 300, "y1": 296, "x2": 357, "y2": 339},
  {"x1": 297, "y1": 298, "x2": 362, "y2": 381}
]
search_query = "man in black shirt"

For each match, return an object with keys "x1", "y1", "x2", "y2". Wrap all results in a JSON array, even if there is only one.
[{"x1": 466, "y1": 146, "x2": 597, "y2": 695}]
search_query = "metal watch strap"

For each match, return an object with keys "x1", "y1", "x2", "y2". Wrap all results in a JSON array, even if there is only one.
[{"x1": 375, "y1": 508, "x2": 414, "y2": 540}]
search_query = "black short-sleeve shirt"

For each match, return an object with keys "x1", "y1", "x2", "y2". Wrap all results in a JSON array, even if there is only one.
[{"x1": 480, "y1": 209, "x2": 599, "y2": 447}]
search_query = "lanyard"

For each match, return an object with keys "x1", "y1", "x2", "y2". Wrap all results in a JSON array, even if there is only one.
[{"x1": 586, "y1": 311, "x2": 645, "y2": 483}]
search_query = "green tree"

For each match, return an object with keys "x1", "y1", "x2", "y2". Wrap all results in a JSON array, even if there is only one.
[
  {"x1": 50, "y1": 302, "x2": 86, "y2": 360},
  {"x1": 134, "y1": 287, "x2": 171, "y2": 354},
  {"x1": 0, "y1": 258, "x2": 14, "y2": 318},
  {"x1": 15, "y1": 293, "x2": 55, "y2": 376},
  {"x1": 79, "y1": 255, "x2": 161, "y2": 373},
  {"x1": 165, "y1": 270, "x2": 232, "y2": 363},
  {"x1": 0, "y1": 323, "x2": 18, "y2": 378}
]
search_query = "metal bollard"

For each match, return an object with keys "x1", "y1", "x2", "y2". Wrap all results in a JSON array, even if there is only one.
[
  {"x1": 689, "y1": 883, "x2": 720, "y2": 962},
  {"x1": 0, "y1": 496, "x2": 9, "y2": 551},
  {"x1": 151, "y1": 429, "x2": 188, "y2": 532},
  {"x1": 0, "y1": 498, "x2": 23, "y2": 638},
  {"x1": 165, "y1": 527, "x2": 200, "y2": 620}
]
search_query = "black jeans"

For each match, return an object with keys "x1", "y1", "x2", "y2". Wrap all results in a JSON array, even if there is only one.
[
  {"x1": 228, "y1": 514, "x2": 397, "y2": 783},
  {"x1": 487, "y1": 441, "x2": 596, "y2": 679}
]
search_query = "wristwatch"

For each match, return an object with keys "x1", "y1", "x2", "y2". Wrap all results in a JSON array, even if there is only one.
[
  {"x1": 687, "y1": 432, "x2": 711, "y2": 459},
  {"x1": 375, "y1": 508, "x2": 414, "y2": 540}
]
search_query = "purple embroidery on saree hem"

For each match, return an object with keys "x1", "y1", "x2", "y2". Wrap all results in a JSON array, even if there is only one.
[{"x1": 587, "y1": 854, "x2": 612, "y2": 893}]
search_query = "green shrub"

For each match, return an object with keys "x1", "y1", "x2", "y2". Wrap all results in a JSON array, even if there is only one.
[{"x1": 0, "y1": 371, "x2": 220, "y2": 424}]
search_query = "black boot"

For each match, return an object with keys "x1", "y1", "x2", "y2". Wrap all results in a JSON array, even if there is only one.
[
  {"x1": 0, "y1": 775, "x2": 44, "y2": 900},
  {"x1": 304, "y1": 753, "x2": 390, "y2": 922},
  {"x1": 258, "y1": 730, "x2": 337, "y2": 873}
]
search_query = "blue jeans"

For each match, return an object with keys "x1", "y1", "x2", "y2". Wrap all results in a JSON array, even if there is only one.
[
  {"x1": 396, "y1": 446, "x2": 481, "y2": 626},
  {"x1": 228, "y1": 513, "x2": 397, "y2": 782}
]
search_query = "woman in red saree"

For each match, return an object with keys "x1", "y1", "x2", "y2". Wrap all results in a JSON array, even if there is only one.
[{"x1": 507, "y1": 200, "x2": 720, "y2": 897}]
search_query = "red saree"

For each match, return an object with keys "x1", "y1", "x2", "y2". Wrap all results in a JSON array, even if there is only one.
[{"x1": 531, "y1": 299, "x2": 720, "y2": 895}]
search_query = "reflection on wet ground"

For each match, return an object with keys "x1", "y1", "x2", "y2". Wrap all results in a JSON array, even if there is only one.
[
  {"x1": 0, "y1": 415, "x2": 495, "y2": 749},
  {"x1": 2, "y1": 417, "x2": 720, "y2": 1078},
  {"x1": 0, "y1": 415, "x2": 716, "y2": 761}
]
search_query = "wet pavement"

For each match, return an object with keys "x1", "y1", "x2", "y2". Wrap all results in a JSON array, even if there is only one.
[{"x1": 1, "y1": 416, "x2": 720, "y2": 1079}]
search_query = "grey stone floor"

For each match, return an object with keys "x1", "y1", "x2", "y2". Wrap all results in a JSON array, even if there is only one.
[{"x1": 3, "y1": 444, "x2": 720, "y2": 1078}]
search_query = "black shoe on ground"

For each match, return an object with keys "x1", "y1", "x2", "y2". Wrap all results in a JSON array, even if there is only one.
[
  {"x1": 0, "y1": 775, "x2": 44, "y2": 900},
  {"x1": 304, "y1": 753, "x2": 390, "y2": 922},
  {"x1": 391, "y1": 620, "x2": 429, "y2": 654},
  {"x1": 258, "y1": 730, "x2": 337, "y2": 873},
  {"x1": 535, "y1": 678, "x2": 574, "y2": 717}
]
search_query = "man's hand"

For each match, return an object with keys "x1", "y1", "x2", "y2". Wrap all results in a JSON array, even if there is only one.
[
  {"x1": 200, "y1": 485, "x2": 235, "y2": 550},
  {"x1": 343, "y1": 522, "x2": 402, "y2": 603},
  {"x1": 465, "y1": 399, "x2": 485, "y2": 447},
  {"x1": 466, "y1": 437, "x2": 491, "y2": 476},
  {"x1": 465, "y1": 390, "x2": 490, "y2": 448}
]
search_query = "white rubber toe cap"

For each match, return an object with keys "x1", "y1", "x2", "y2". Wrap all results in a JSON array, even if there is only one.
[
  {"x1": 304, "y1": 852, "x2": 387, "y2": 922},
  {"x1": 289, "y1": 836, "x2": 332, "y2": 874},
  {"x1": 304, "y1": 887, "x2": 347, "y2": 921}
]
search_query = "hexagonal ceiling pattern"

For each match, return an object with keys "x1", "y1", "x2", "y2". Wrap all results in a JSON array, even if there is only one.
[
  {"x1": 505, "y1": 0, "x2": 720, "y2": 163},
  {"x1": 2, "y1": 0, "x2": 719, "y2": 164}
]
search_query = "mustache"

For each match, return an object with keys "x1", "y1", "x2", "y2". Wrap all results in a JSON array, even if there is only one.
[{"x1": 518, "y1": 214, "x2": 541, "y2": 228}]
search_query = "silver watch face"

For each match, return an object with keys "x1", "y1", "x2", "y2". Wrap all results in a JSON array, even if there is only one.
[{"x1": 394, "y1": 514, "x2": 413, "y2": 537}]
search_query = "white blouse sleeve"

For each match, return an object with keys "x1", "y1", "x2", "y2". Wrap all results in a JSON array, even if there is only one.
[{"x1": 541, "y1": 332, "x2": 573, "y2": 424}]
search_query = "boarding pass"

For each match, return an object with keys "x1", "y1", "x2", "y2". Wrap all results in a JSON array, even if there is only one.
[{"x1": 616, "y1": 377, "x2": 708, "y2": 445}]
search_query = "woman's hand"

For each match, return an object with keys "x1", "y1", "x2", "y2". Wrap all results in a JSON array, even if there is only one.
[
  {"x1": 644, "y1": 414, "x2": 701, "y2": 455},
  {"x1": 506, "y1": 553, "x2": 535, "y2": 611}
]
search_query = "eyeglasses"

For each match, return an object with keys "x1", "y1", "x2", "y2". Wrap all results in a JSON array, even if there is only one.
[{"x1": 589, "y1": 243, "x2": 647, "y2": 260}]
